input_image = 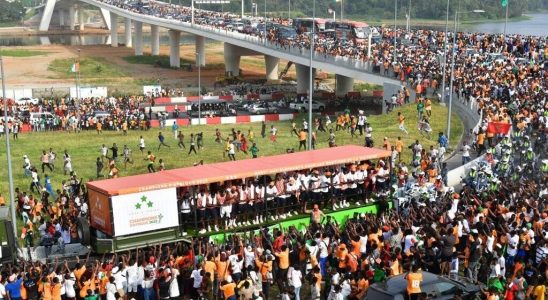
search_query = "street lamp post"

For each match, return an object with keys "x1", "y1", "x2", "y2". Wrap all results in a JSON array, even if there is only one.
[
  {"x1": 406, "y1": 0, "x2": 411, "y2": 31},
  {"x1": 393, "y1": 0, "x2": 397, "y2": 63},
  {"x1": 0, "y1": 56, "x2": 17, "y2": 242},
  {"x1": 439, "y1": 0, "x2": 450, "y2": 105},
  {"x1": 446, "y1": 9, "x2": 484, "y2": 142},
  {"x1": 288, "y1": 0, "x2": 291, "y2": 20},
  {"x1": 196, "y1": 52, "x2": 201, "y2": 125},
  {"x1": 308, "y1": 0, "x2": 315, "y2": 151}
]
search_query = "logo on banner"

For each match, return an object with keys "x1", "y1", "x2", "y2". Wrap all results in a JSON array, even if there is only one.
[{"x1": 129, "y1": 195, "x2": 164, "y2": 227}]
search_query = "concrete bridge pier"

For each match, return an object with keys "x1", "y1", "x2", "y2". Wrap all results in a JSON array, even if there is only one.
[
  {"x1": 151, "y1": 25, "x2": 160, "y2": 55},
  {"x1": 100, "y1": 8, "x2": 111, "y2": 30},
  {"x1": 195, "y1": 35, "x2": 205, "y2": 66},
  {"x1": 124, "y1": 18, "x2": 132, "y2": 47},
  {"x1": 68, "y1": 6, "x2": 76, "y2": 30},
  {"x1": 110, "y1": 12, "x2": 118, "y2": 47},
  {"x1": 169, "y1": 30, "x2": 181, "y2": 68},
  {"x1": 265, "y1": 55, "x2": 279, "y2": 81},
  {"x1": 224, "y1": 43, "x2": 241, "y2": 76},
  {"x1": 134, "y1": 21, "x2": 143, "y2": 55},
  {"x1": 295, "y1": 63, "x2": 316, "y2": 94},
  {"x1": 335, "y1": 74, "x2": 354, "y2": 96},
  {"x1": 59, "y1": 9, "x2": 65, "y2": 26},
  {"x1": 78, "y1": 7, "x2": 84, "y2": 30}
]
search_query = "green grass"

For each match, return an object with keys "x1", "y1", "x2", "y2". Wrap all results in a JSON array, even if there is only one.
[
  {"x1": 0, "y1": 21, "x2": 20, "y2": 28},
  {"x1": 123, "y1": 55, "x2": 225, "y2": 70},
  {"x1": 48, "y1": 57, "x2": 128, "y2": 80},
  {"x1": 0, "y1": 49, "x2": 50, "y2": 57},
  {"x1": 0, "y1": 102, "x2": 462, "y2": 237}
]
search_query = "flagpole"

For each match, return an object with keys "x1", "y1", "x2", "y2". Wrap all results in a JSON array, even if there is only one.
[{"x1": 76, "y1": 49, "x2": 81, "y2": 131}]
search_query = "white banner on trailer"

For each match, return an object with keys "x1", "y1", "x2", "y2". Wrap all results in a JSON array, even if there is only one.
[
  {"x1": 111, "y1": 188, "x2": 179, "y2": 236},
  {"x1": 70, "y1": 87, "x2": 108, "y2": 98},
  {"x1": 143, "y1": 85, "x2": 162, "y2": 95}
]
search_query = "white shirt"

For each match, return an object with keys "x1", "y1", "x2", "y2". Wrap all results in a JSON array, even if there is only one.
[
  {"x1": 191, "y1": 269, "x2": 203, "y2": 288},
  {"x1": 359, "y1": 235, "x2": 368, "y2": 254},
  {"x1": 127, "y1": 263, "x2": 138, "y2": 286},
  {"x1": 113, "y1": 267, "x2": 126, "y2": 289},
  {"x1": 139, "y1": 138, "x2": 145, "y2": 148},
  {"x1": 0, "y1": 283, "x2": 6, "y2": 299},
  {"x1": 404, "y1": 234, "x2": 416, "y2": 252},
  {"x1": 462, "y1": 145, "x2": 471, "y2": 157},
  {"x1": 64, "y1": 277, "x2": 76, "y2": 298},
  {"x1": 318, "y1": 238, "x2": 330, "y2": 258},
  {"x1": 106, "y1": 282, "x2": 118, "y2": 300},
  {"x1": 169, "y1": 269, "x2": 180, "y2": 297},
  {"x1": 289, "y1": 269, "x2": 302, "y2": 288},
  {"x1": 244, "y1": 248, "x2": 256, "y2": 268},
  {"x1": 507, "y1": 234, "x2": 519, "y2": 256}
]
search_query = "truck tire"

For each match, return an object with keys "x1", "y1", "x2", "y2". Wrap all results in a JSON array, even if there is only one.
[{"x1": 77, "y1": 217, "x2": 91, "y2": 246}]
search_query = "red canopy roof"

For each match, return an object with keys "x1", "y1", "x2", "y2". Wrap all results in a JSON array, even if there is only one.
[{"x1": 87, "y1": 145, "x2": 390, "y2": 196}]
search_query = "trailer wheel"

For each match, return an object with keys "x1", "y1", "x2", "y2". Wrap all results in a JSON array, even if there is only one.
[{"x1": 77, "y1": 217, "x2": 91, "y2": 246}]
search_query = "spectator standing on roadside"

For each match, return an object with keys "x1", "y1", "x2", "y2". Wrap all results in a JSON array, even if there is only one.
[{"x1": 172, "y1": 121, "x2": 179, "y2": 139}]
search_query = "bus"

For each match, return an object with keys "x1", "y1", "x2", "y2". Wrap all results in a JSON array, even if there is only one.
[
  {"x1": 85, "y1": 145, "x2": 390, "y2": 252},
  {"x1": 293, "y1": 18, "x2": 327, "y2": 34},
  {"x1": 325, "y1": 20, "x2": 375, "y2": 43}
]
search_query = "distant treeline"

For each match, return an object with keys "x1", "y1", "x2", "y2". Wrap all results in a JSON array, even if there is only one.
[
  {"x1": 171, "y1": 0, "x2": 548, "y2": 21},
  {"x1": 0, "y1": 0, "x2": 24, "y2": 23}
]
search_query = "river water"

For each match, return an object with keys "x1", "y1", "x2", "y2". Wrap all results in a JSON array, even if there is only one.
[
  {"x1": 462, "y1": 13, "x2": 548, "y2": 36},
  {"x1": 0, "y1": 13, "x2": 546, "y2": 46}
]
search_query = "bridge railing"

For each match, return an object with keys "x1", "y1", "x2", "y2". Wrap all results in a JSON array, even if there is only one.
[{"x1": 88, "y1": 0, "x2": 393, "y2": 80}]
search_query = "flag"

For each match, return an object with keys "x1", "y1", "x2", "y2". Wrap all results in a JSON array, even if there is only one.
[
  {"x1": 70, "y1": 62, "x2": 79, "y2": 73},
  {"x1": 501, "y1": 0, "x2": 508, "y2": 7},
  {"x1": 487, "y1": 122, "x2": 511, "y2": 134}
]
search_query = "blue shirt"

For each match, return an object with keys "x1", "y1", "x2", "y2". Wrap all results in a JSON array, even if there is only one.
[{"x1": 6, "y1": 279, "x2": 22, "y2": 298}]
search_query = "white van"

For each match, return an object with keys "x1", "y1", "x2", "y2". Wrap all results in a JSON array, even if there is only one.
[{"x1": 30, "y1": 112, "x2": 55, "y2": 124}]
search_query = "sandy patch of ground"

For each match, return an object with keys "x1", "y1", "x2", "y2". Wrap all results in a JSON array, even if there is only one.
[{"x1": 2, "y1": 41, "x2": 298, "y2": 92}]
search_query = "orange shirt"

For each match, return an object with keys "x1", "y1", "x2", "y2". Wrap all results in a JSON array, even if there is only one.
[
  {"x1": 337, "y1": 247, "x2": 348, "y2": 269},
  {"x1": 255, "y1": 259, "x2": 272, "y2": 281},
  {"x1": 40, "y1": 282, "x2": 52, "y2": 300},
  {"x1": 0, "y1": 195, "x2": 5, "y2": 206},
  {"x1": 398, "y1": 115, "x2": 405, "y2": 124},
  {"x1": 51, "y1": 283, "x2": 62, "y2": 299},
  {"x1": 220, "y1": 282, "x2": 236, "y2": 298},
  {"x1": 406, "y1": 272, "x2": 423, "y2": 294},
  {"x1": 276, "y1": 249, "x2": 289, "y2": 270},
  {"x1": 396, "y1": 140, "x2": 403, "y2": 153},
  {"x1": 203, "y1": 260, "x2": 217, "y2": 281},
  {"x1": 299, "y1": 131, "x2": 307, "y2": 141},
  {"x1": 215, "y1": 258, "x2": 229, "y2": 280},
  {"x1": 351, "y1": 240, "x2": 361, "y2": 256},
  {"x1": 74, "y1": 266, "x2": 87, "y2": 284}
]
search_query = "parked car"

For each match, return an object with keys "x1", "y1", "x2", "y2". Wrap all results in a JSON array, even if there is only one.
[
  {"x1": 15, "y1": 97, "x2": 39, "y2": 105},
  {"x1": 365, "y1": 272, "x2": 481, "y2": 300},
  {"x1": 29, "y1": 112, "x2": 55, "y2": 124},
  {"x1": 93, "y1": 110, "x2": 111, "y2": 119},
  {"x1": 248, "y1": 102, "x2": 279, "y2": 114},
  {"x1": 289, "y1": 100, "x2": 326, "y2": 112}
]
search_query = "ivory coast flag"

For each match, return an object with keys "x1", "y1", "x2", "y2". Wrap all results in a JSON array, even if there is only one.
[
  {"x1": 501, "y1": 0, "x2": 508, "y2": 7},
  {"x1": 70, "y1": 62, "x2": 79, "y2": 73}
]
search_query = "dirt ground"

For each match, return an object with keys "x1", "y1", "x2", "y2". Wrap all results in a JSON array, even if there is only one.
[{"x1": 2, "y1": 40, "x2": 300, "y2": 92}]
